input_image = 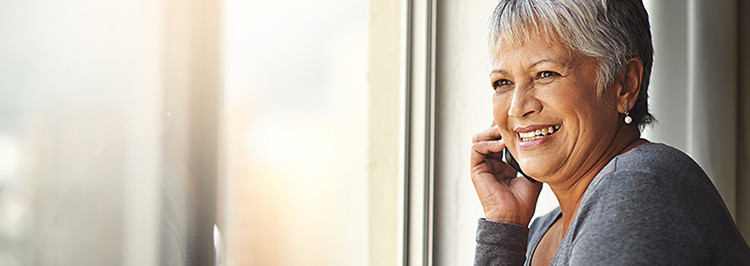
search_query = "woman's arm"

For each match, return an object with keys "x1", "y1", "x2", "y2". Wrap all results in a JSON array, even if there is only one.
[{"x1": 474, "y1": 219, "x2": 529, "y2": 266}]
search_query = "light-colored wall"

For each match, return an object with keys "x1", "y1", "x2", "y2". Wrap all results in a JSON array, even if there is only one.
[
  {"x1": 432, "y1": 1, "x2": 494, "y2": 264},
  {"x1": 368, "y1": 0, "x2": 403, "y2": 265}
]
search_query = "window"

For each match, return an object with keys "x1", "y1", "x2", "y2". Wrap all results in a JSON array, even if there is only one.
[
  {"x1": 221, "y1": 0, "x2": 372, "y2": 265},
  {"x1": 0, "y1": 0, "x2": 402, "y2": 265}
]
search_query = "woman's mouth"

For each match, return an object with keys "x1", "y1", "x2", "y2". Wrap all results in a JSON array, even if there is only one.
[{"x1": 518, "y1": 124, "x2": 561, "y2": 142}]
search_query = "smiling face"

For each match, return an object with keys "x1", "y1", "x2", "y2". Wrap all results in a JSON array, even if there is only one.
[{"x1": 491, "y1": 34, "x2": 621, "y2": 182}]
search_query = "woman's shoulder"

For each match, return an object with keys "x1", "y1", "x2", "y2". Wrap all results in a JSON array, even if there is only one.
[
  {"x1": 574, "y1": 142, "x2": 729, "y2": 238},
  {"x1": 610, "y1": 142, "x2": 703, "y2": 176},
  {"x1": 590, "y1": 142, "x2": 713, "y2": 198},
  {"x1": 583, "y1": 142, "x2": 720, "y2": 214},
  {"x1": 568, "y1": 142, "x2": 750, "y2": 264}
]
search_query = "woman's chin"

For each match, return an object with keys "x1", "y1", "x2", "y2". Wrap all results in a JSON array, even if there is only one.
[{"x1": 518, "y1": 161, "x2": 560, "y2": 181}]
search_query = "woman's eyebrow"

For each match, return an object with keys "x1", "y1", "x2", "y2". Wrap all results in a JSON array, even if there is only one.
[
  {"x1": 490, "y1": 69, "x2": 510, "y2": 76},
  {"x1": 490, "y1": 58, "x2": 569, "y2": 76},
  {"x1": 526, "y1": 58, "x2": 567, "y2": 69}
]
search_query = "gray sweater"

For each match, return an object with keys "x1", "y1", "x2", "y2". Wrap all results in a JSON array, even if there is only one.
[{"x1": 474, "y1": 143, "x2": 750, "y2": 265}]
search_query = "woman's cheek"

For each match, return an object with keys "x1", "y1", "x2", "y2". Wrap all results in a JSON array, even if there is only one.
[{"x1": 492, "y1": 93, "x2": 511, "y2": 116}]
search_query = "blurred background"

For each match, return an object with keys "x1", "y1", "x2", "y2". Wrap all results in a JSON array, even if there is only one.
[
  {"x1": 0, "y1": 0, "x2": 370, "y2": 265},
  {"x1": 0, "y1": 0, "x2": 748, "y2": 265}
]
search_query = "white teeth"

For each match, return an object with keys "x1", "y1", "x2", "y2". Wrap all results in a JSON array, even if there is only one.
[
  {"x1": 518, "y1": 125, "x2": 561, "y2": 141},
  {"x1": 519, "y1": 131, "x2": 535, "y2": 138},
  {"x1": 521, "y1": 135, "x2": 544, "y2": 142}
]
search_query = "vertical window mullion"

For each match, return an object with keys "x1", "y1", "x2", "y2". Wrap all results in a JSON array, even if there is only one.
[{"x1": 402, "y1": 0, "x2": 436, "y2": 264}]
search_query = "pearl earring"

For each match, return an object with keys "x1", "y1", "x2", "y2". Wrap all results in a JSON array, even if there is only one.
[{"x1": 624, "y1": 104, "x2": 632, "y2": 124}]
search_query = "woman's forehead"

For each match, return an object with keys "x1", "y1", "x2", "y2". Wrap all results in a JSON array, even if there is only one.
[
  {"x1": 493, "y1": 37, "x2": 575, "y2": 63},
  {"x1": 492, "y1": 27, "x2": 573, "y2": 59}
]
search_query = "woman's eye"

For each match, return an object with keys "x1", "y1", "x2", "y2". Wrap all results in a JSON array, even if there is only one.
[
  {"x1": 537, "y1": 71, "x2": 560, "y2": 79},
  {"x1": 493, "y1": 79, "x2": 512, "y2": 90}
]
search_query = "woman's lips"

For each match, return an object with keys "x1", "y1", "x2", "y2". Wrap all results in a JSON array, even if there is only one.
[{"x1": 517, "y1": 124, "x2": 561, "y2": 142}]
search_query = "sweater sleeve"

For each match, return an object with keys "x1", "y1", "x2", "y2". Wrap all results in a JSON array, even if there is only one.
[{"x1": 474, "y1": 218, "x2": 528, "y2": 266}]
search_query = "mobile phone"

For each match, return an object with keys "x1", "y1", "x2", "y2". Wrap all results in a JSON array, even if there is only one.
[
  {"x1": 504, "y1": 148, "x2": 537, "y2": 183},
  {"x1": 499, "y1": 136, "x2": 537, "y2": 183}
]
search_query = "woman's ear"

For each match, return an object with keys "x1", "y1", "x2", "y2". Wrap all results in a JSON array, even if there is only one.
[{"x1": 615, "y1": 57, "x2": 644, "y2": 113}]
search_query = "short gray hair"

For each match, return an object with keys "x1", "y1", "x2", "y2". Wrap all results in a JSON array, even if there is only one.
[{"x1": 489, "y1": 0, "x2": 654, "y2": 128}]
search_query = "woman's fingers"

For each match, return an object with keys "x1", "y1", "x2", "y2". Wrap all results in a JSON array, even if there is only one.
[
  {"x1": 471, "y1": 126, "x2": 503, "y2": 165},
  {"x1": 470, "y1": 138, "x2": 504, "y2": 166},
  {"x1": 472, "y1": 125, "x2": 502, "y2": 143},
  {"x1": 486, "y1": 157, "x2": 520, "y2": 178},
  {"x1": 470, "y1": 126, "x2": 543, "y2": 225}
]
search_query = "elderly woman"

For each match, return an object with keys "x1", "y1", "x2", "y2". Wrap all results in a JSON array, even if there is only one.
[{"x1": 470, "y1": 0, "x2": 750, "y2": 265}]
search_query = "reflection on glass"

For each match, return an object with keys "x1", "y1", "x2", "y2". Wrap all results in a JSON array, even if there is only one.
[
  {"x1": 222, "y1": 0, "x2": 369, "y2": 265},
  {"x1": 0, "y1": 0, "x2": 369, "y2": 265},
  {"x1": 0, "y1": 1, "x2": 208, "y2": 265}
]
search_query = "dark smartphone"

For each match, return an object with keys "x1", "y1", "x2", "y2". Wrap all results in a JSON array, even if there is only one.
[
  {"x1": 504, "y1": 148, "x2": 537, "y2": 183},
  {"x1": 499, "y1": 135, "x2": 537, "y2": 183}
]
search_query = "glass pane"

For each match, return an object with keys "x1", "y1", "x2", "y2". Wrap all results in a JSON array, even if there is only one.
[
  {"x1": 0, "y1": 1, "x2": 217, "y2": 265},
  {"x1": 221, "y1": 0, "x2": 369, "y2": 265},
  {"x1": 0, "y1": 0, "x2": 373, "y2": 265},
  {"x1": 0, "y1": 1, "x2": 167, "y2": 265}
]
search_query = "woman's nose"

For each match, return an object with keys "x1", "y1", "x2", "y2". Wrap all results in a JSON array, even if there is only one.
[{"x1": 507, "y1": 83, "x2": 542, "y2": 118}]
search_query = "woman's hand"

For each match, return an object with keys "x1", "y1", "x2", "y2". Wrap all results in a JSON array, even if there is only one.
[{"x1": 471, "y1": 125, "x2": 543, "y2": 226}]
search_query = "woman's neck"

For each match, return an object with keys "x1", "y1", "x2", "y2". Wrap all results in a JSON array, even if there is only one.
[{"x1": 547, "y1": 126, "x2": 646, "y2": 236}]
